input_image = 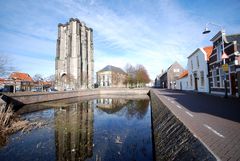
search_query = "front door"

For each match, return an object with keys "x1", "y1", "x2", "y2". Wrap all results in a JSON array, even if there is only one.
[
  {"x1": 194, "y1": 78, "x2": 198, "y2": 91},
  {"x1": 230, "y1": 73, "x2": 236, "y2": 96}
]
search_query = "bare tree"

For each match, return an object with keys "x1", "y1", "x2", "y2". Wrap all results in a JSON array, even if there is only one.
[
  {"x1": 0, "y1": 54, "x2": 14, "y2": 77},
  {"x1": 45, "y1": 74, "x2": 55, "y2": 81},
  {"x1": 33, "y1": 74, "x2": 43, "y2": 82},
  {"x1": 124, "y1": 64, "x2": 136, "y2": 87}
]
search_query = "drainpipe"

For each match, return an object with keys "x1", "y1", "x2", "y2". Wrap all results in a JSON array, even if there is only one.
[{"x1": 207, "y1": 61, "x2": 211, "y2": 94}]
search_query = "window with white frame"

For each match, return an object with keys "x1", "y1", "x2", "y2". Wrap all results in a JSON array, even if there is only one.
[
  {"x1": 219, "y1": 68, "x2": 225, "y2": 87},
  {"x1": 212, "y1": 69, "x2": 217, "y2": 87},
  {"x1": 191, "y1": 60, "x2": 193, "y2": 70},
  {"x1": 200, "y1": 71, "x2": 204, "y2": 86},
  {"x1": 217, "y1": 45, "x2": 222, "y2": 61},
  {"x1": 173, "y1": 68, "x2": 180, "y2": 72}
]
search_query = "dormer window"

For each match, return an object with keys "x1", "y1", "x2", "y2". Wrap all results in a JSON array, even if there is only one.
[{"x1": 173, "y1": 69, "x2": 179, "y2": 72}]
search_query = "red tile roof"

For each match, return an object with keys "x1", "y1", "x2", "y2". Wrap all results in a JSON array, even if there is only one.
[
  {"x1": 9, "y1": 72, "x2": 33, "y2": 82},
  {"x1": 0, "y1": 78, "x2": 5, "y2": 84},
  {"x1": 203, "y1": 46, "x2": 213, "y2": 60},
  {"x1": 178, "y1": 70, "x2": 188, "y2": 79}
]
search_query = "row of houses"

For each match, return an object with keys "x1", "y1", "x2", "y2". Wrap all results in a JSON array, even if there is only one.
[
  {"x1": 1, "y1": 65, "x2": 141, "y2": 92},
  {"x1": 155, "y1": 31, "x2": 240, "y2": 98},
  {"x1": 155, "y1": 62, "x2": 185, "y2": 89},
  {"x1": 0, "y1": 72, "x2": 53, "y2": 92}
]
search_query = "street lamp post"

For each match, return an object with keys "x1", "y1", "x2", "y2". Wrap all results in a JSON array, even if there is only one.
[{"x1": 202, "y1": 23, "x2": 229, "y2": 98}]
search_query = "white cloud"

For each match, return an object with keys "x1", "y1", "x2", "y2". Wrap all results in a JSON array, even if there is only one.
[
  {"x1": 56, "y1": 0, "x2": 208, "y2": 79},
  {"x1": 1, "y1": 0, "x2": 239, "y2": 81}
]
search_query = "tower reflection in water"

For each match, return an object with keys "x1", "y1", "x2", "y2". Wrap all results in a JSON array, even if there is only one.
[{"x1": 54, "y1": 101, "x2": 94, "y2": 161}]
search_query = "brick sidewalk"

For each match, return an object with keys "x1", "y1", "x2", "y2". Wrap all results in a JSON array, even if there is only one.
[{"x1": 153, "y1": 89, "x2": 240, "y2": 161}]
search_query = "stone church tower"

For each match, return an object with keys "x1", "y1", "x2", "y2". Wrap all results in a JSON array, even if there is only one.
[{"x1": 55, "y1": 18, "x2": 94, "y2": 90}]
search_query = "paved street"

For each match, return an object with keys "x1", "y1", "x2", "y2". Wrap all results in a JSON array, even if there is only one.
[{"x1": 153, "y1": 89, "x2": 240, "y2": 161}]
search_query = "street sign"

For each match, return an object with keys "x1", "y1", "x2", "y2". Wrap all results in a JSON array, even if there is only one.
[
  {"x1": 222, "y1": 64, "x2": 229, "y2": 72},
  {"x1": 221, "y1": 52, "x2": 229, "y2": 59}
]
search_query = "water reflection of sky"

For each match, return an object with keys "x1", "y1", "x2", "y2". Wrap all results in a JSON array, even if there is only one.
[
  {"x1": 0, "y1": 98, "x2": 153, "y2": 161},
  {"x1": 94, "y1": 99, "x2": 152, "y2": 161}
]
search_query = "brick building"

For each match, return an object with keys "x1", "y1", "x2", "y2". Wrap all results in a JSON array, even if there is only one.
[{"x1": 208, "y1": 31, "x2": 240, "y2": 97}]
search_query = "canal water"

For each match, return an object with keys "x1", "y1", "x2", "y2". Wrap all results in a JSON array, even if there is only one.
[{"x1": 0, "y1": 98, "x2": 153, "y2": 161}]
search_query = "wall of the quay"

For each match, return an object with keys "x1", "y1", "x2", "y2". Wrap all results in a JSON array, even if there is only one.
[
  {"x1": 1, "y1": 88, "x2": 149, "y2": 105},
  {"x1": 150, "y1": 90, "x2": 216, "y2": 161}
]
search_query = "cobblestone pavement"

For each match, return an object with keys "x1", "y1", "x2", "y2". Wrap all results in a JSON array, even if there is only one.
[{"x1": 153, "y1": 89, "x2": 240, "y2": 161}]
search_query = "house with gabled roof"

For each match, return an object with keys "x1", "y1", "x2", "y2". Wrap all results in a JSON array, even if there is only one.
[
  {"x1": 176, "y1": 70, "x2": 189, "y2": 90},
  {"x1": 166, "y1": 61, "x2": 184, "y2": 89},
  {"x1": 155, "y1": 62, "x2": 184, "y2": 89},
  {"x1": 187, "y1": 46, "x2": 213, "y2": 93},
  {"x1": 9, "y1": 72, "x2": 34, "y2": 92},
  {"x1": 96, "y1": 65, "x2": 127, "y2": 88}
]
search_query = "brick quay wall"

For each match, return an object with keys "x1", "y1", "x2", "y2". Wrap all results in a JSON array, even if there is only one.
[
  {"x1": 2, "y1": 88, "x2": 149, "y2": 105},
  {"x1": 150, "y1": 89, "x2": 216, "y2": 161}
]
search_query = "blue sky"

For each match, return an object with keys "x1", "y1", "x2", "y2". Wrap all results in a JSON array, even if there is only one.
[{"x1": 0, "y1": 0, "x2": 239, "y2": 80}]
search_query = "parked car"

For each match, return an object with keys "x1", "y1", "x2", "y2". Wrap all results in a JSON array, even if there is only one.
[{"x1": 48, "y1": 88, "x2": 58, "y2": 92}]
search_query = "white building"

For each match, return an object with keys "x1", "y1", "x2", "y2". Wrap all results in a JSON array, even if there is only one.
[
  {"x1": 96, "y1": 65, "x2": 127, "y2": 88},
  {"x1": 187, "y1": 46, "x2": 213, "y2": 93},
  {"x1": 176, "y1": 70, "x2": 189, "y2": 90}
]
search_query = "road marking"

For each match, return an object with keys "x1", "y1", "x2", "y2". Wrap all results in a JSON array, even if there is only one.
[
  {"x1": 185, "y1": 111, "x2": 194, "y2": 117},
  {"x1": 176, "y1": 105, "x2": 182, "y2": 109},
  {"x1": 203, "y1": 124, "x2": 225, "y2": 138},
  {"x1": 171, "y1": 101, "x2": 175, "y2": 104}
]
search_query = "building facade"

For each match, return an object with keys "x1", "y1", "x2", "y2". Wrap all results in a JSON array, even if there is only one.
[
  {"x1": 8, "y1": 72, "x2": 34, "y2": 92},
  {"x1": 166, "y1": 62, "x2": 184, "y2": 89},
  {"x1": 187, "y1": 46, "x2": 213, "y2": 93},
  {"x1": 154, "y1": 76, "x2": 160, "y2": 88},
  {"x1": 176, "y1": 70, "x2": 189, "y2": 90},
  {"x1": 158, "y1": 72, "x2": 167, "y2": 88},
  {"x1": 55, "y1": 18, "x2": 94, "y2": 91},
  {"x1": 155, "y1": 62, "x2": 184, "y2": 89},
  {"x1": 97, "y1": 65, "x2": 127, "y2": 88},
  {"x1": 208, "y1": 31, "x2": 240, "y2": 97}
]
